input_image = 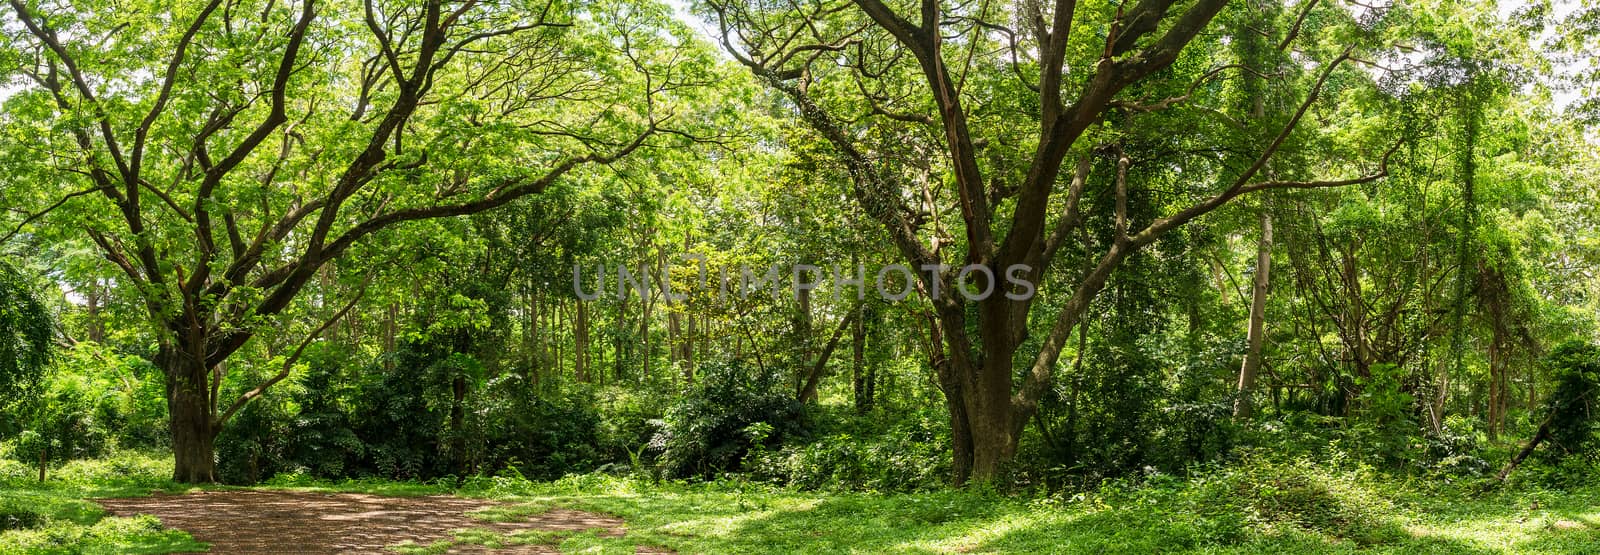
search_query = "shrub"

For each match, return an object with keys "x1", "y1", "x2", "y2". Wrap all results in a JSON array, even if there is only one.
[
  {"x1": 1232, "y1": 459, "x2": 1399, "y2": 544},
  {"x1": 0, "y1": 505, "x2": 42, "y2": 532},
  {"x1": 746, "y1": 412, "x2": 949, "y2": 492},
  {"x1": 478, "y1": 377, "x2": 604, "y2": 480},
  {"x1": 1420, "y1": 415, "x2": 1491, "y2": 478},
  {"x1": 594, "y1": 386, "x2": 669, "y2": 466},
  {"x1": 1538, "y1": 340, "x2": 1600, "y2": 462},
  {"x1": 651, "y1": 360, "x2": 803, "y2": 479},
  {"x1": 11, "y1": 378, "x2": 110, "y2": 467}
]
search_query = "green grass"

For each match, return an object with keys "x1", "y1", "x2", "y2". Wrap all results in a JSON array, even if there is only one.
[
  {"x1": 0, "y1": 453, "x2": 207, "y2": 555},
  {"x1": 4, "y1": 452, "x2": 1600, "y2": 554},
  {"x1": 474, "y1": 477, "x2": 1600, "y2": 554}
]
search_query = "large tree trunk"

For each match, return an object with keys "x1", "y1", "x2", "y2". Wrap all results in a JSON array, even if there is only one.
[
  {"x1": 1235, "y1": 211, "x2": 1273, "y2": 418},
  {"x1": 965, "y1": 356, "x2": 1017, "y2": 481},
  {"x1": 162, "y1": 345, "x2": 219, "y2": 484}
]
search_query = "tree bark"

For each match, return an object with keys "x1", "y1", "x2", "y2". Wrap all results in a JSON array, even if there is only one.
[
  {"x1": 852, "y1": 301, "x2": 869, "y2": 414},
  {"x1": 1235, "y1": 211, "x2": 1273, "y2": 418},
  {"x1": 84, "y1": 280, "x2": 105, "y2": 343},
  {"x1": 684, "y1": 308, "x2": 696, "y2": 383},
  {"x1": 162, "y1": 345, "x2": 218, "y2": 484},
  {"x1": 966, "y1": 356, "x2": 1018, "y2": 480},
  {"x1": 928, "y1": 314, "x2": 972, "y2": 485},
  {"x1": 794, "y1": 285, "x2": 813, "y2": 395},
  {"x1": 450, "y1": 372, "x2": 468, "y2": 474},
  {"x1": 575, "y1": 299, "x2": 590, "y2": 382}
]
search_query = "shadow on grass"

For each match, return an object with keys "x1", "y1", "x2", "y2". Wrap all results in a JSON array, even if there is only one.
[
  {"x1": 538, "y1": 486, "x2": 1580, "y2": 554},
  {"x1": 113, "y1": 529, "x2": 212, "y2": 555},
  {"x1": 1509, "y1": 511, "x2": 1600, "y2": 555}
]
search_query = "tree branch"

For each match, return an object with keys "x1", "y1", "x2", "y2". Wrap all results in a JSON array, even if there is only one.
[{"x1": 214, "y1": 277, "x2": 368, "y2": 428}]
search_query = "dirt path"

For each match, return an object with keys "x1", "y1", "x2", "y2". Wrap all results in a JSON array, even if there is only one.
[{"x1": 96, "y1": 490, "x2": 669, "y2": 554}]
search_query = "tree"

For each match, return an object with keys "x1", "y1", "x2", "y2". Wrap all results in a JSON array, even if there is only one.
[
  {"x1": 0, "y1": 258, "x2": 53, "y2": 417},
  {"x1": 707, "y1": 0, "x2": 1406, "y2": 482},
  {"x1": 1233, "y1": 209, "x2": 1271, "y2": 419},
  {"x1": 1, "y1": 0, "x2": 712, "y2": 482}
]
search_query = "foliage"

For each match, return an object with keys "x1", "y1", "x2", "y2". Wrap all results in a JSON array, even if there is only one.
[
  {"x1": 0, "y1": 259, "x2": 52, "y2": 424},
  {"x1": 651, "y1": 360, "x2": 804, "y2": 478},
  {"x1": 11, "y1": 381, "x2": 110, "y2": 469},
  {"x1": 1, "y1": 2, "x2": 1599, "y2": 550},
  {"x1": 0, "y1": 451, "x2": 204, "y2": 554},
  {"x1": 6, "y1": 343, "x2": 165, "y2": 469},
  {"x1": 746, "y1": 408, "x2": 950, "y2": 492},
  {"x1": 1536, "y1": 340, "x2": 1600, "y2": 462},
  {"x1": 478, "y1": 380, "x2": 605, "y2": 481},
  {"x1": 1420, "y1": 415, "x2": 1493, "y2": 479}
]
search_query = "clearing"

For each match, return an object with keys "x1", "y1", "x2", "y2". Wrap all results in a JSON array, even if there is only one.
[{"x1": 94, "y1": 490, "x2": 669, "y2": 554}]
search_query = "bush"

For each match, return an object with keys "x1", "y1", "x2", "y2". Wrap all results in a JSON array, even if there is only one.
[
  {"x1": 594, "y1": 386, "x2": 669, "y2": 468},
  {"x1": 5, "y1": 343, "x2": 166, "y2": 471},
  {"x1": 11, "y1": 379, "x2": 110, "y2": 467},
  {"x1": 1538, "y1": 340, "x2": 1600, "y2": 463},
  {"x1": 651, "y1": 360, "x2": 803, "y2": 479},
  {"x1": 1117, "y1": 455, "x2": 1405, "y2": 546},
  {"x1": 746, "y1": 411, "x2": 949, "y2": 492},
  {"x1": 217, "y1": 340, "x2": 631, "y2": 484},
  {"x1": 0, "y1": 505, "x2": 42, "y2": 532},
  {"x1": 478, "y1": 377, "x2": 604, "y2": 481},
  {"x1": 1419, "y1": 415, "x2": 1491, "y2": 478}
]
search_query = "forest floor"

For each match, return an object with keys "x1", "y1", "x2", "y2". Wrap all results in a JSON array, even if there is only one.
[
  {"x1": 94, "y1": 489, "x2": 671, "y2": 554},
  {"x1": 5, "y1": 452, "x2": 1600, "y2": 554}
]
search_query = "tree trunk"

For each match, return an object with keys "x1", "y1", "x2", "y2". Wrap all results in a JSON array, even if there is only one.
[
  {"x1": 928, "y1": 315, "x2": 972, "y2": 485},
  {"x1": 965, "y1": 356, "x2": 1016, "y2": 481},
  {"x1": 615, "y1": 294, "x2": 630, "y2": 382},
  {"x1": 641, "y1": 275, "x2": 654, "y2": 382},
  {"x1": 1497, "y1": 414, "x2": 1552, "y2": 482},
  {"x1": 667, "y1": 308, "x2": 682, "y2": 369},
  {"x1": 798, "y1": 307, "x2": 858, "y2": 403},
  {"x1": 852, "y1": 301, "x2": 869, "y2": 414},
  {"x1": 1235, "y1": 211, "x2": 1273, "y2": 418},
  {"x1": 575, "y1": 300, "x2": 590, "y2": 383},
  {"x1": 84, "y1": 280, "x2": 105, "y2": 343},
  {"x1": 163, "y1": 346, "x2": 219, "y2": 483},
  {"x1": 1482, "y1": 265, "x2": 1513, "y2": 442},
  {"x1": 1488, "y1": 337, "x2": 1506, "y2": 441},
  {"x1": 530, "y1": 293, "x2": 543, "y2": 385},
  {"x1": 794, "y1": 285, "x2": 812, "y2": 395},
  {"x1": 451, "y1": 373, "x2": 468, "y2": 474},
  {"x1": 684, "y1": 309, "x2": 696, "y2": 383}
]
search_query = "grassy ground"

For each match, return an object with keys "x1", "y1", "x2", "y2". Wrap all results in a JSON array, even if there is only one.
[
  {"x1": 0, "y1": 454, "x2": 204, "y2": 554},
  {"x1": 4, "y1": 452, "x2": 1599, "y2": 554}
]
